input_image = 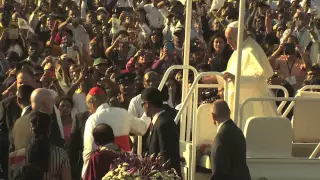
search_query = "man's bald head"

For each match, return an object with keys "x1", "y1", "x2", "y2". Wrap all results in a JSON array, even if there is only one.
[
  {"x1": 143, "y1": 71, "x2": 159, "y2": 88},
  {"x1": 31, "y1": 88, "x2": 54, "y2": 114},
  {"x1": 211, "y1": 100, "x2": 231, "y2": 123}
]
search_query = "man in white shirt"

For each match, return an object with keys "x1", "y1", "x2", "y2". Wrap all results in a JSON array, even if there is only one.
[
  {"x1": 128, "y1": 71, "x2": 160, "y2": 118},
  {"x1": 82, "y1": 86, "x2": 151, "y2": 178},
  {"x1": 144, "y1": 0, "x2": 165, "y2": 29},
  {"x1": 22, "y1": 42, "x2": 43, "y2": 67},
  {"x1": 281, "y1": 11, "x2": 312, "y2": 50},
  {"x1": 58, "y1": 8, "x2": 90, "y2": 54}
]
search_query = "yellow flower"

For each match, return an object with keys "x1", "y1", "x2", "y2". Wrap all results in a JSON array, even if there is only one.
[{"x1": 123, "y1": 162, "x2": 129, "y2": 166}]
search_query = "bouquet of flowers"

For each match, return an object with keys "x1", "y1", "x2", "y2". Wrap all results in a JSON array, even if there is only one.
[
  {"x1": 196, "y1": 144, "x2": 211, "y2": 159},
  {"x1": 102, "y1": 153, "x2": 181, "y2": 180}
]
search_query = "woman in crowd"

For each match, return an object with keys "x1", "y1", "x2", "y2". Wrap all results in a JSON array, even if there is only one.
[
  {"x1": 208, "y1": 33, "x2": 233, "y2": 72},
  {"x1": 28, "y1": 111, "x2": 72, "y2": 180},
  {"x1": 57, "y1": 97, "x2": 74, "y2": 144}
]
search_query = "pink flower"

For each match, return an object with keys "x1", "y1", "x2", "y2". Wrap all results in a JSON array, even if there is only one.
[
  {"x1": 129, "y1": 168, "x2": 136, "y2": 174},
  {"x1": 200, "y1": 144, "x2": 208, "y2": 152}
]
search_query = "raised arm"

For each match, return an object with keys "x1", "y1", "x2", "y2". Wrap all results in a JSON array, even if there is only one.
[
  {"x1": 129, "y1": 112, "x2": 151, "y2": 136},
  {"x1": 58, "y1": 17, "x2": 72, "y2": 31}
]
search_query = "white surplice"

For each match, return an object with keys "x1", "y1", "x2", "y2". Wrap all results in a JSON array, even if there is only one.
[{"x1": 225, "y1": 37, "x2": 279, "y2": 128}]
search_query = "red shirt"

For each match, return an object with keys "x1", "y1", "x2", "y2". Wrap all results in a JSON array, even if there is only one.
[{"x1": 83, "y1": 148, "x2": 120, "y2": 180}]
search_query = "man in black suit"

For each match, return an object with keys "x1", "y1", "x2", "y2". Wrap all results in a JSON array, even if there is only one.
[
  {"x1": 68, "y1": 110, "x2": 90, "y2": 180},
  {"x1": 8, "y1": 85, "x2": 34, "y2": 152},
  {"x1": 141, "y1": 88, "x2": 181, "y2": 177},
  {"x1": 210, "y1": 100, "x2": 251, "y2": 180}
]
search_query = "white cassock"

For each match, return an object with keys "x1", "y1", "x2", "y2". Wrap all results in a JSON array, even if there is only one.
[{"x1": 225, "y1": 37, "x2": 278, "y2": 128}]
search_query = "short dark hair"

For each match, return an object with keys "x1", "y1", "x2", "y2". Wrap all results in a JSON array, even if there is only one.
[
  {"x1": 57, "y1": 96, "x2": 74, "y2": 109},
  {"x1": 93, "y1": 123, "x2": 115, "y2": 146},
  {"x1": 17, "y1": 85, "x2": 35, "y2": 105},
  {"x1": 29, "y1": 42, "x2": 39, "y2": 48},
  {"x1": 64, "y1": 28, "x2": 73, "y2": 37},
  {"x1": 141, "y1": 88, "x2": 163, "y2": 108},
  {"x1": 161, "y1": 85, "x2": 169, "y2": 102}
]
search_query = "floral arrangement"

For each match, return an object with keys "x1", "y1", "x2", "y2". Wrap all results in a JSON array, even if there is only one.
[
  {"x1": 196, "y1": 144, "x2": 211, "y2": 159},
  {"x1": 102, "y1": 153, "x2": 181, "y2": 180}
]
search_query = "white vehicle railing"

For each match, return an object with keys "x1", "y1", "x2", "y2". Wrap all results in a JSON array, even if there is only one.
[
  {"x1": 174, "y1": 72, "x2": 227, "y2": 180},
  {"x1": 268, "y1": 85, "x2": 289, "y2": 114},
  {"x1": 299, "y1": 85, "x2": 320, "y2": 92},
  {"x1": 239, "y1": 97, "x2": 320, "y2": 160},
  {"x1": 239, "y1": 97, "x2": 320, "y2": 128},
  {"x1": 158, "y1": 65, "x2": 198, "y2": 91},
  {"x1": 282, "y1": 85, "x2": 320, "y2": 117},
  {"x1": 158, "y1": 65, "x2": 198, "y2": 142},
  {"x1": 137, "y1": 65, "x2": 198, "y2": 157}
]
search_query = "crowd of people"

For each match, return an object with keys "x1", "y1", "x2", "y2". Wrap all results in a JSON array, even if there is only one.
[{"x1": 0, "y1": 0, "x2": 319, "y2": 179}]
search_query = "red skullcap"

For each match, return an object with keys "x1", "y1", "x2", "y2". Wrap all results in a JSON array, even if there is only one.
[{"x1": 88, "y1": 86, "x2": 105, "y2": 95}]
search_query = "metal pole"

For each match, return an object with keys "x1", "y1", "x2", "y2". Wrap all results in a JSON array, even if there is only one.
[
  {"x1": 181, "y1": 0, "x2": 192, "y2": 141},
  {"x1": 233, "y1": 0, "x2": 246, "y2": 125}
]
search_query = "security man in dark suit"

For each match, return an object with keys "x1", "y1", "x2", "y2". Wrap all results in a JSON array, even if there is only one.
[
  {"x1": 8, "y1": 85, "x2": 35, "y2": 152},
  {"x1": 210, "y1": 100, "x2": 251, "y2": 180},
  {"x1": 68, "y1": 110, "x2": 90, "y2": 180},
  {"x1": 141, "y1": 88, "x2": 181, "y2": 177}
]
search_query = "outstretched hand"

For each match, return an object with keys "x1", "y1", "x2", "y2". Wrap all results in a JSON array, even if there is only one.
[{"x1": 222, "y1": 72, "x2": 235, "y2": 82}]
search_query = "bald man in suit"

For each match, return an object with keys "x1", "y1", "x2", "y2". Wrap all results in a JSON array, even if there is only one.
[{"x1": 210, "y1": 100, "x2": 251, "y2": 180}]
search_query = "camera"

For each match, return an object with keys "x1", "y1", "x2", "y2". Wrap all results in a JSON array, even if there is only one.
[{"x1": 201, "y1": 88, "x2": 221, "y2": 103}]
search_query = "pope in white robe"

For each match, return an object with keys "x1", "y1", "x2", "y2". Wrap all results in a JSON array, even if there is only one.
[{"x1": 222, "y1": 21, "x2": 279, "y2": 128}]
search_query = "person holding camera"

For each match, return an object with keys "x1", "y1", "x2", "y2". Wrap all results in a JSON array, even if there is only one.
[
  {"x1": 281, "y1": 11, "x2": 312, "y2": 51},
  {"x1": 105, "y1": 30, "x2": 138, "y2": 68},
  {"x1": 58, "y1": 8, "x2": 91, "y2": 63},
  {"x1": 268, "y1": 41, "x2": 310, "y2": 92}
]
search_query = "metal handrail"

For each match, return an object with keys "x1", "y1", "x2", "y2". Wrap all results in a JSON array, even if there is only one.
[
  {"x1": 137, "y1": 65, "x2": 198, "y2": 157},
  {"x1": 299, "y1": 85, "x2": 320, "y2": 92},
  {"x1": 174, "y1": 72, "x2": 227, "y2": 123},
  {"x1": 239, "y1": 97, "x2": 320, "y2": 129},
  {"x1": 239, "y1": 96, "x2": 320, "y2": 160},
  {"x1": 157, "y1": 65, "x2": 198, "y2": 91},
  {"x1": 268, "y1": 85, "x2": 289, "y2": 113},
  {"x1": 157, "y1": 65, "x2": 198, "y2": 142},
  {"x1": 310, "y1": 143, "x2": 320, "y2": 159},
  {"x1": 184, "y1": 72, "x2": 227, "y2": 180},
  {"x1": 282, "y1": 86, "x2": 320, "y2": 117}
]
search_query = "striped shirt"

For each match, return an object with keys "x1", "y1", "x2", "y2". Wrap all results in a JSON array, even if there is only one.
[{"x1": 44, "y1": 146, "x2": 70, "y2": 180}]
